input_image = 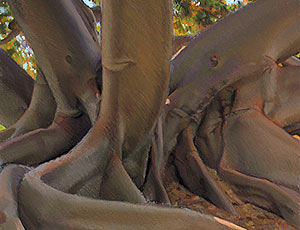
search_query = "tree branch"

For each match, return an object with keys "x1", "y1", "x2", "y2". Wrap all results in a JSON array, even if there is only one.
[
  {"x1": 0, "y1": 49, "x2": 33, "y2": 127},
  {"x1": 8, "y1": 0, "x2": 102, "y2": 123},
  {"x1": 164, "y1": 0, "x2": 300, "y2": 165},
  {"x1": 0, "y1": 70, "x2": 56, "y2": 143},
  {"x1": 0, "y1": 113, "x2": 90, "y2": 166}
]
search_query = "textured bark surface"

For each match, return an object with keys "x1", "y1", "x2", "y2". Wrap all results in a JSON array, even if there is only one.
[
  {"x1": 0, "y1": 49, "x2": 33, "y2": 127},
  {"x1": 0, "y1": 0, "x2": 299, "y2": 229},
  {"x1": 0, "y1": 71, "x2": 56, "y2": 143},
  {"x1": 8, "y1": 0, "x2": 101, "y2": 122}
]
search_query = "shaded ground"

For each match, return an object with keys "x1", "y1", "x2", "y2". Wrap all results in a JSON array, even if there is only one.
[{"x1": 165, "y1": 167, "x2": 296, "y2": 230}]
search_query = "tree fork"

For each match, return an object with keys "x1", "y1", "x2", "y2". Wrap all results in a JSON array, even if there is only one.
[{"x1": 0, "y1": 164, "x2": 30, "y2": 229}]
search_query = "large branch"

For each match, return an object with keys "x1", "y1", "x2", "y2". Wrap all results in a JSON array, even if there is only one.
[
  {"x1": 0, "y1": 49, "x2": 33, "y2": 127},
  {"x1": 163, "y1": 0, "x2": 300, "y2": 168},
  {"x1": 8, "y1": 0, "x2": 102, "y2": 124},
  {"x1": 19, "y1": 174, "x2": 240, "y2": 230},
  {"x1": 170, "y1": 0, "x2": 300, "y2": 92}
]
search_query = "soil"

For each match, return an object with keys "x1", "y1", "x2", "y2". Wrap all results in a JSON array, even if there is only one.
[{"x1": 165, "y1": 167, "x2": 297, "y2": 230}]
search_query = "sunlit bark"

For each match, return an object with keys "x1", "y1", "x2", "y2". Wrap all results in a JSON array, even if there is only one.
[{"x1": 0, "y1": 0, "x2": 299, "y2": 229}]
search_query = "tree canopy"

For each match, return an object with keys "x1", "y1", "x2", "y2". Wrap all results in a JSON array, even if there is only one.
[{"x1": 0, "y1": 0, "x2": 249, "y2": 78}]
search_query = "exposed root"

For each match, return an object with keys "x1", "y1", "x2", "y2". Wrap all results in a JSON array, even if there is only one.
[
  {"x1": 143, "y1": 144, "x2": 170, "y2": 203},
  {"x1": 0, "y1": 164, "x2": 30, "y2": 229},
  {"x1": 219, "y1": 166, "x2": 300, "y2": 229},
  {"x1": 0, "y1": 113, "x2": 90, "y2": 166},
  {"x1": 0, "y1": 72, "x2": 56, "y2": 143},
  {"x1": 143, "y1": 116, "x2": 170, "y2": 203},
  {"x1": 36, "y1": 121, "x2": 114, "y2": 195},
  {"x1": 1, "y1": 0, "x2": 298, "y2": 229},
  {"x1": 18, "y1": 168, "x2": 239, "y2": 230},
  {"x1": 174, "y1": 126, "x2": 237, "y2": 215},
  {"x1": 10, "y1": 72, "x2": 56, "y2": 138},
  {"x1": 219, "y1": 108, "x2": 300, "y2": 228},
  {"x1": 122, "y1": 141, "x2": 151, "y2": 189},
  {"x1": 36, "y1": 119, "x2": 144, "y2": 203},
  {"x1": 100, "y1": 153, "x2": 146, "y2": 203},
  {"x1": 16, "y1": 121, "x2": 240, "y2": 229}
]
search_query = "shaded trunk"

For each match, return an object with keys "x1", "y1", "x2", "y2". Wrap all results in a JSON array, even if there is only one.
[{"x1": 0, "y1": 49, "x2": 33, "y2": 127}]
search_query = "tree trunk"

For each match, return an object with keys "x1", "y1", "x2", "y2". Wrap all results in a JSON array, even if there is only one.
[{"x1": 0, "y1": 0, "x2": 299, "y2": 229}]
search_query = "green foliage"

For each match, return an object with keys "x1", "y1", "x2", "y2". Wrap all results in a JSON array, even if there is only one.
[
  {"x1": 2, "y1": 35, "x2": 37, "y2": 78},
  {"x1": 0, "y1": 0, "x2": 12, "y2": 36},
  {"x1": 172, "y1": 0, "x2": 248, "y2": 36},
  {"x1": 0, "y1": 0, "x2": 247, "y2": 77},
  {"x1": 0, "y1": 0, "x2": 37, "y2": 78}
]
